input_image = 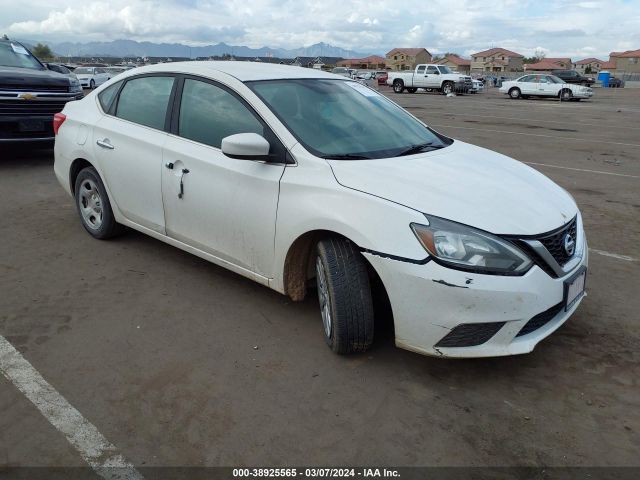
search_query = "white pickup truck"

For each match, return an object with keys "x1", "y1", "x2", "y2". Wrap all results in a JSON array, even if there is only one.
[{"x1": 387, "y1": 64, "x2": 473, "y2": 94}]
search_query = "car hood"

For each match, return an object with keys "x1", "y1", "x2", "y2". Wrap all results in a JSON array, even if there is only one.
[
  {"x1": 76, "y1": 74, "x2": 92, "y2": 79},
  {"x1": 0, "y1": 65, "x2": 70, "y2": 89},
  {"x1": 328, "y1": 140, "x2": 577, "y2": 235}
]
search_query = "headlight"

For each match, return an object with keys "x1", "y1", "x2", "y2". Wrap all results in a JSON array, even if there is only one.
[{"x1": 411, "y1": 216, "x2": 533, "y2": 275}]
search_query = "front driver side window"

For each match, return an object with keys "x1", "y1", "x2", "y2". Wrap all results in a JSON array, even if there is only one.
[{"x1": 178, "y1": 79, "x2": 264, "y2": 148}]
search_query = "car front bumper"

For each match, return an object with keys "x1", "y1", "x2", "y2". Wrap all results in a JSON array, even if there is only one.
[{"x1": 364, "y1": 237, "x2": 588, "y2": 358}]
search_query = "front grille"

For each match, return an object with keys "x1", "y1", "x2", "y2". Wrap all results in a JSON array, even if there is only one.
[
  {"x1": 537, "y1": 217, "x2": 577, "y2": 266},
  {"x1": 516, "y1": 302, "x2": 563, "y2": 337},
  {"x1": 435, "y1": 322, "x2": 505, "y2": 348},
  {"x1": 0, "y1": 100, "x2": 68, "y2": 116},
  {"x1": 1, "y1": 84, "x2": 69, "y2": 92}
]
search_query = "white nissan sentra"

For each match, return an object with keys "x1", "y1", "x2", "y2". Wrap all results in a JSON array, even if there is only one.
[{"x1": 53, "y1": 62, "x2": 588, "y2": 358}]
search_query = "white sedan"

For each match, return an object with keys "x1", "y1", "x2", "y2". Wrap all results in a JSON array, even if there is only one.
[
  {"x1": 53, "y1": 62, "x2": 588, "y2": 358},
  {"x1": 500, "y1": 74, "x2": 593, "y2": 101},
  {"x1": 74, "y1": 66, "x2": 111, "y2": 89}
]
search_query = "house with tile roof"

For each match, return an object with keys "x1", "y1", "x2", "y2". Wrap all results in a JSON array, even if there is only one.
[
  {"x1": 524, "y1": 57, "x2": 572, "y2": 72},
  {"x1": 608, "y1": 49, "x2": 640, "y2": 73},
  {"x1": 385, "y1": 48, "x2": 432, "y2": 71},
  {"x1": 573, "y1": 58, "x2": 606, "y2": 73},
  {"x1": 337, "y1": 55, "x2": 386, "y2": 69},
  {"x1": 433, "y1": 54, "x2": 471, "y2": 74},
  {"x1": 471, "y1": 48, "x2": 524, "y2": 72}
]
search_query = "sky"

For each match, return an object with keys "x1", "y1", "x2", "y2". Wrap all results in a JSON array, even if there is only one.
[{"x1": 1, "y1": 0, "x2": 639, "y2": 58}]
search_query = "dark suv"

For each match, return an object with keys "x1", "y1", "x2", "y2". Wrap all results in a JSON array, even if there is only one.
[
  {"x1": 1, "y1": 38, "x2": 83, "y2": 143},
  {"x1": 551, "y1": 70, "x2": 595, "y2": 86}
]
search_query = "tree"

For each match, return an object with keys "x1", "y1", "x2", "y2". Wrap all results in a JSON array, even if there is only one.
[
  {"x1": 32, "y1": 43, "x2": 54, "y2": 60},
  {"x1": 585, "y1": 65, "x2": 592, "y2": 74}
]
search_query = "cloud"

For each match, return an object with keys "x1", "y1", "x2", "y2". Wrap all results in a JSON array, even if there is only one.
[{"x1": 2, "y1": 0, "x2": 639, "y2": 58}]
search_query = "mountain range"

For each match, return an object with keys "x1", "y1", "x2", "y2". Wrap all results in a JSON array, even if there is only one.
[{"x1": 20, "y1": 39, "x2": 375, "y2": 59}]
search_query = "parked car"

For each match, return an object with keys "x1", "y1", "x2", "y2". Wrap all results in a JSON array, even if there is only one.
[
  {"x1": 387, "y1": 64, "x2": 472, "y2": 94},
  {"x1": 356, "y1": 71, "x2": 372, "y2": 80},
  {"x1": 470, "y1": 79, "x2": 484, "y2": 93},
  {"x1": 331, "y1": 67, "x2": 351, "y2": 78},
  {"x1": 45, "y1": 62, "x2": 76, "y2": 79},
  {"x1": 0, "y1": 38, "x2": 83, "y2": 142},
  {"x1": 608, "y1": 76, "x2": 625, "y2": 88},
  {"x1": 104, "y1": 66, "x2": 127, "y2": 77},
  {"x1": 376, "y1": 71, "x2": 388, "y2": 85},
  {"x1": 54, "y1": 62, "x2": 587, "y2": 358},
  {"x1": 551, "y1": 70, "x2": 594, "y2": 86},
  {"x1": 500, "y1": 74, "x2": 593, "y2": 101},
  {"x1": 74, "y1": 66, "x2": 111, "y2": 89}
]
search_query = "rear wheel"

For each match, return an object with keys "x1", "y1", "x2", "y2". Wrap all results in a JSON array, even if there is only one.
[
  {"x1": 407, "y1": 87, "x2": 417, "y2": 93},
  {"x1": 315, "y1": 238, "x2": 374, "y2": 354},
  {"x1": 393, "y1": 80, "x2": 404, "y2": 93},
  {"x1": 74, "y1": 167, "x2": 124, "y2": 239},
  {"x1": 509, "y1": 87, "x2": 521, "y2": 99}
]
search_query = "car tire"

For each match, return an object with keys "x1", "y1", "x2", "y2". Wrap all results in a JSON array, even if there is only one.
[
  {"x1": 559, "y1": 88, "x2": 572, "y2": 101},
  {"x1": 89, "y1": 79, "x2": 95, "y2": 89},
  {"x1": 442, "y1": 81, "x2": 454, "y2": 95},
  {"x1": 407, "y1": 87, "x2": 417, "y2": 93},
  {"x1": 315, "y1": 238, "x2": 374, "y2": 354},
  {"x1": 74, "y1": 167, "x2": 124, "y2": 240},
  {"x1": 509, "y1": 87, "x2": 521, "y2": 99},
  {"x1": 393, "y1": 80, "x2": 404, "y2": 93}
]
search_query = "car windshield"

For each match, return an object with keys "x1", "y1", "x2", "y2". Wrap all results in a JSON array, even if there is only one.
[
  {"x1": 0, "y1": 42, "x2": 43, "y2": 70},
  {"x1": 248, "y1": 79, "x2": 450, "y2": 159},
  {"x1": 74, "y1": 67, "x2": 94, "y2": 74},
  {"x1": 438, "y1": 66, "x2": 453, "y2": 74}
]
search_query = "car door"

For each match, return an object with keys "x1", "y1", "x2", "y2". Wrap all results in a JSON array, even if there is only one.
[
  {"x1": 92, "y1": 74, "x2": 176, "y2": 233},
  {"x1": 424, "y1": 66, "x2": 440, "y2": 88},
  {"x1": 537, "y1": 75, "x2": 558, "y2": 96},
  {"x1": 161, "y1": 76, "x2": 286, "y2": 277},
  {"x1": 414, "y1": 65, "x2": 427, "y2": 87},
  {"x1": 517, "y1": 75, "x2": 536, "y2": 95}
]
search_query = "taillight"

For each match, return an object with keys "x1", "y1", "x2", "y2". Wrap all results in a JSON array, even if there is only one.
[{"x1": 53, "y1": 113, "x2": 67, "y2": 135}]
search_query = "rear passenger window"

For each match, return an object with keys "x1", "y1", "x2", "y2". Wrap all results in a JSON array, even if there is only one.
[
  {"x1": 98, "y1": 81, "x2": 121, "y2": 112},
  {"x1": 178, "y1": 79, "x2": 263, "y2": 148},
  {"x1": 416, "y1": 65, "x2": 425, "y2": 74},
  {"x1": 115, "y1": 76, "x2": 174, "y2": 130}
]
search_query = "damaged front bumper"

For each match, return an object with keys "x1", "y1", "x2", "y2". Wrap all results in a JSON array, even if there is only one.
[{"x1": 363, "y1": 241, "x2": 588, "y2": 358}]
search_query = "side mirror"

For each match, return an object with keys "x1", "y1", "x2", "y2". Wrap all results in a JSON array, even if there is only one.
[{"x1": 221, "y1": 133, "x2": 270, "y2": 160}]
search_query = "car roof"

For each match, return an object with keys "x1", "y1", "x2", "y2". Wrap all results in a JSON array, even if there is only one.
[{"x1": 119, "y1": 61, "x2": 343, "y2": 82}]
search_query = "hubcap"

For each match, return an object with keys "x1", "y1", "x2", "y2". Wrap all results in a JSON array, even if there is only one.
[
  {"x1": 316, "y1": 256, "x2": 332, "y2": 339},
  {"x1": 78, "y1": 179, "x2": 103, "y2": 230}
]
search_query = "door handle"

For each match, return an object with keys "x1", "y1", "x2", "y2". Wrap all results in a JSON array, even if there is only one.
[
  {"x1": 178, "y1": 168, "x2": 190, "y2": 199},
  {"x1": 96, "y1": 139, "x2": 114, "y2": 150}
]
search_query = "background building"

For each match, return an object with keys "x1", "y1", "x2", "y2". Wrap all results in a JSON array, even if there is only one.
[
  {"x1": 433, "y1": 54, "x2": 471, "y2": 74},
  {"x1": 385, "y1": 48, "x2": 432, "y2": 70},
  {"x1": 608, "y1": 49, "x2": 640, "y2": 73},
  {"x1": 471, "y1": 48, "x2": 524, "y2": 72}
]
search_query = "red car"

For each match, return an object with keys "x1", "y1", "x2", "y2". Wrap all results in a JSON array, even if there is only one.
[{"x1": 377, "y1": 71, "x2": 388, "y2": 85}]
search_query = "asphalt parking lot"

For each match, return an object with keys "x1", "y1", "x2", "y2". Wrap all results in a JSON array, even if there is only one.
[{"x1": 1, "y1": 86, "x2": 639, "y2": 474}]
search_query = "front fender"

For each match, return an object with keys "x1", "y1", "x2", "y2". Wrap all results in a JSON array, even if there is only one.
[{"x1": 270, "y1": 144, "x2": 428, "y2": 294}]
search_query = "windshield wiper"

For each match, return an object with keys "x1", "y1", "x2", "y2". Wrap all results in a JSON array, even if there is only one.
[
  {"x1": 322, "y1": 154, "x2": 373, "y2": 160},
  {"x1": 395, "y1": 142, "x2": 444, "y2": 157}
]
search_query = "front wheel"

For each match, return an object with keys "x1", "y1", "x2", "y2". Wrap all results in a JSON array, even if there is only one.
[
  {"x1": 442, "y1": 82, "x2": 454, "y2": 95},
  {"x1": 393, "y1": 80, "x2": 404, "y2": 93},
  {"x1": 559, "y1": 89, "x2": 572, "y2": 101},
  {"x1": 509, "y1": 87, "x2": 521, "y2": 99},
  {"x1": 74, "y1": 167, "x2": 124, "y2": 239},
  {"x1": 315, "y1": 238, "x2": 374, "y2": 354},
  {"x1": 89, "y1": 79, "x2": 95, "y2": 89}
]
